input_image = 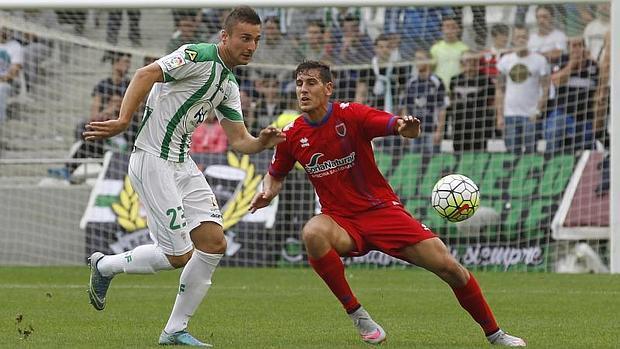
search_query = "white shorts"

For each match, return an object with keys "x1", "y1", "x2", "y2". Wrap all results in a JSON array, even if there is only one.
[{"x1": 128, "y1": 149, "x2": 223, "y2": 256}]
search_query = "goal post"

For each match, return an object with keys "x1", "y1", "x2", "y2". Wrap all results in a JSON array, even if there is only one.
[{"x1": 0, "y1": 0, "x2": 615, "y2": 272}]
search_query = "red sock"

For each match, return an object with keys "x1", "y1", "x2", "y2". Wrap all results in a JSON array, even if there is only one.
[
  {"x1": 452, "y1": 272, "x2": 499, "y2": 336},
  {"x1": 308, "y1": 249, "x2": 360, "y2": 313}
]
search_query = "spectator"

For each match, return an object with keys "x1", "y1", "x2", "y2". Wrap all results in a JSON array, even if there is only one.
[
  {"x1": 67, "y1": 51, "x2": 132, "y2": 174},
  {"x1": 496, "y1": 25, "x2": 549, "y2": 154},
  {"x1": 355, "y1": 34, "x2": 408, "y2": 113},
  {"x1": 480, "y1": 24, "x2": 510, "y2": 80},
  {"x1": 239, "y1": 89, "x2": 258, "y2": 135},
  {"x1": 335, "y1": 14, "x2": 373, "y2": 65},
  {"x1": 430, "y1": 16, "x2": 469, "y2": 90},
  {"x1": 54, "y1": 10, "x2": 87, "y2": 35},
  {"x1": 190, "y1": 116, "x2": 228, "y2": 154},
  {"x1": 285, "y1": 8, "x2": 325, "y2": 41},
  {"x1": 198, "y1": 8, "x2": 230, "y2": 40},
  {"x1": 583, "y1": 3, "x2": 610, "y2": 63},
  {"x1": 295, "y1": 21, "x2": 334, "y2": 64},
  {"x1": 448, "y1": 51, "x2": 496, "y2": 152},
  {"x1": 252, "y1": 16, "x2": 296, "y2": 66},
  {"x1": 451, "y1": 6, "x2": 487, "y2": 49},
  {"x1": 167, "y1": 11, "x2": 203, "y2": 54},
  {"x1": 0, "y1": 27, "x2": 24, "y2": 124},
  {"x1": 384, "y1": 7, "x2": 451, "y2": 58},
  {"x1": 528, "y1": 5, "x2": 567, "y2": 64},
  {"x1": 12, "y1": 10, "x2": 58, "y2": 91},
  {"x1": 400, "y1": 49, "x2": 447, "y2": 155},
  {"x1": 171, "y1": 8, "x2": 200, "y2": 28},
  {"x1": 545, "y1": 38, "x2": 600, "y2": 154},
  {"x1": 386, "y1": 31, "x2": 402, "y2": 62},
  {"x1": 107, "y1": 10, "x2": 142, "y2": 47},
  {"x1": 253, "y1": 71, "x2": 287, "y2": 130}
]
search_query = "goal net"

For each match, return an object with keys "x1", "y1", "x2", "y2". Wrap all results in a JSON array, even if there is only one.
[{"x1": 0, "y1": 3, "x2": 614, "y2": 272}]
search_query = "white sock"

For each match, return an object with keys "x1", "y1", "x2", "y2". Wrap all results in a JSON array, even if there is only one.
[
  {"x1": 97, "y1": 244, "x2": 173, "y2": 277},
  {"x1": 164, "y1": 250, "x2": 222, "y2": 334}
]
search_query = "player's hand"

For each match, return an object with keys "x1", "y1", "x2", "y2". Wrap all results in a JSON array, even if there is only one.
[
  {"x1": 397, "y1": 115, "x2": 421, "y2": 139},
  {"x1": 258, "y1": 126, "x2": 286, "y2": 148},
  {"x1": 83, "y1": 119, "x2": 128, "y2": 141},
  {"x1": 249, "y1": 188, "x2": 276, "y2": 213}
]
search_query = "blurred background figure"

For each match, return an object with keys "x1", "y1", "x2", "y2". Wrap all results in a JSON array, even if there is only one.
[{"x1": 106, "y1": 10, "x2": 142, "y2": 47}]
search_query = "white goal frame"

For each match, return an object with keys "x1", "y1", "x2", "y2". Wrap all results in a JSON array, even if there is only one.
[{"x1": 2, "y1": 0, "x2": 617, "y2": 273}]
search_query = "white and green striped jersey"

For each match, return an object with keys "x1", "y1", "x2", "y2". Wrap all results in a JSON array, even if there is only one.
[{"x1": 134, "y1": 43, "x2": 243, "y2": 162}]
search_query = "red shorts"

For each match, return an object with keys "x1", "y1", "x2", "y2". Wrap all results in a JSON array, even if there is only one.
[{"x1": 327, "y1": 205, "x2": 437, "y2": 259}]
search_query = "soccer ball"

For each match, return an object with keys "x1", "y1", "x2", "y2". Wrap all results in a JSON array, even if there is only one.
[{"x1": 431, "y1": 174, "x2": 480, "y2": 222}]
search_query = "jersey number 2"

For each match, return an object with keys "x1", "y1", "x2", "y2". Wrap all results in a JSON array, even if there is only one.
[{"x1": 166, "y1": 206, "x2": 186, "y2": 230}]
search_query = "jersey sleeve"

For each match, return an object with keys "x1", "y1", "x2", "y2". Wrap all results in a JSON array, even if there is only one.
[
  {"x1": 156, "y1": 44, "x2": 206, "y2": 82},
  {"x1": 356, "y1": 103, "x2": 399, "y2": 140},
  {"x1": 268, "y1": 140, "x2": 296, "y2": 179},
  {"x1": 214, "y1": 77, "x2": 244, "y2": 123}
]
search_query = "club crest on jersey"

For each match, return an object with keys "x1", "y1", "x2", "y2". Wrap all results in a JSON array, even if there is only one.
[{"x1": 335, "y1": 122, "x2": 346, "y2": 137}]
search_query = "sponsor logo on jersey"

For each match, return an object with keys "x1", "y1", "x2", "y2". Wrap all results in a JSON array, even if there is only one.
[
  {"x1": 335, "y1": 122, "x2": 346, "y2": 137},
  {"x1": 163, "y1": 52, "x2": 187, "y2": 70},
  {"x1": 339, "y1": 102, "x2": 350, "y2": 109},
  {"x1": 304, "y1": 152, "x2": 356, "y2": 177},
  {"x1": 300, "y1": 137, "x2": 310, "y2": 148}
]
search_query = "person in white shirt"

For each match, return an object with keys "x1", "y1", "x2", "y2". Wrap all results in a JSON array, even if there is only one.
[
  {"x1": 497, "y1": 24, "x2": 550, "y2": 154},
  {"x1": 0, "y1": 27, "x2": 24, "y2": 123},
  {"x1": 528, "y1": 5, "x2": 567, "y2": 64},
  {"x1": 583, "y1": 3, "x2": 610, "y2": 63}
]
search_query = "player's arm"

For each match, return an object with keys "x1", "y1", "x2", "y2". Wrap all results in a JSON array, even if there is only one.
[
  {"x1": 357, "y1": 103, "x2": 419, "y2": 139},
  {"x1": 220, "y1": 119, "x2": 284, "y2": 154},
  {"x1": 83, "y1": 62, "x2": 163, "y2": 141},
  {"x1": 217, "y1": 84, "x2": 284, "y2": 153},
  {"x1": 249, "y1": 173, "x2": 285, "y2": 213}
]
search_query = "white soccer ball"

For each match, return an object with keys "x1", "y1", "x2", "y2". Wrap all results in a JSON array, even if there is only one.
[{"x1": 431, "y1": 174, "x2": 480, "y2": 222}]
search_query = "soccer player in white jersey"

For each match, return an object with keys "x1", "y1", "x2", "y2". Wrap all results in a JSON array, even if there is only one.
[{"x1": 82, "y1": 6, "x2": 284, "y2": 347}]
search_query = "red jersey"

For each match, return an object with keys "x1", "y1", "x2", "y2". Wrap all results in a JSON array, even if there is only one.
[{"x1": 269, "y1": 102, "x2": 402, "y2": 217}]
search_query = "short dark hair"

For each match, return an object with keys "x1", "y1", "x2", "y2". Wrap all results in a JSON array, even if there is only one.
[
  {"x1": 513, "y1": 23, "x2": 529, "y2": 34},
  {"x1": 264, "y1": 15, "x2": 280, "y2": 27},
  {"x1": 224, "y1": 6, "x2": 261, "y2": 34},
  {"x1": 295, "y1": 60, "x2": 332, "y2": 84},
  {"x1": 441, "y1": 15, "x2": 460, "y2": 26},
  {"x1": 491, "y1": 24, "x2": 510, "y2": 38},
  {"x1": 307, "y1": 20, "x2": 324, "y2": 33},
  {"x1": 536, "y1": 4, "x2": 555, "y2": 17},
  {"x1": 104, "y1": 50, "x2": 131, "y2": 64},
  {"x1": 374, "y1": 33, "x2": 390, "y2": 46}
]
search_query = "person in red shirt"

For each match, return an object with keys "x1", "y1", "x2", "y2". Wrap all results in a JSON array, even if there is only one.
[{"x1": 250, "y1": 60, "x2": 526, "y2": 347}]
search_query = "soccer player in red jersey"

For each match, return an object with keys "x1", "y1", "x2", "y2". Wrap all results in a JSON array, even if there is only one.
[{"x1": 250, "y1": 60, "x2": 526, "y2": 347}]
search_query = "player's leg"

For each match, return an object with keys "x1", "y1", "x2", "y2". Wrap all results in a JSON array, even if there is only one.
[
  {"x1": 302, "y1": 215, "x2": 386, "y2": 344},
  {"x1": 88, "y1": 151, "x2": 183, "y2": 311},
  {"x1": 159, "y1": 160, "x2": 226, "y2": 347},
  {"x1": 399, "y1": 238, "x2": 525, "y2": 346}
]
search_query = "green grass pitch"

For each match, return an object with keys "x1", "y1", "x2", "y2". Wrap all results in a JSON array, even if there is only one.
[{"x1": 1, "y1": 267, "x2": 619, "y2": 348}]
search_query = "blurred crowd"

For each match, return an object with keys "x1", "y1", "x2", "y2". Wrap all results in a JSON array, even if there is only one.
[{"x1": 0, "y1": 5, "x2": 611, "y2": 166}]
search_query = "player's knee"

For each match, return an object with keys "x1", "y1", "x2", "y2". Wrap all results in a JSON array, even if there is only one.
[
  {"x1": 301, "y1": 221, "x2": 329, "y2": 246},
  {"x1": 167, "y1": 251, "x2": 192, "y2": 269},
  {"x1": 195, "y1": 234, "x2": 227, "y2": 254}
]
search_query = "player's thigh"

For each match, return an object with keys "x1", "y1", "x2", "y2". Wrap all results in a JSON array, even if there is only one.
[
  {"x1": 128, "y1": 150, "x2": 193, "y2": 256},
  {"x1": 302, "y1": 214, "x2": 356, "y2": 255},
  {"x1": 400, "y1": 237, "x2": 468, "y2": 285},
  {"x1": 180, "y1": 160, "x2": 223, "y2": 230},
  {"x1": 180, "y1": 161, "x2": 226, "y2": 252}
]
